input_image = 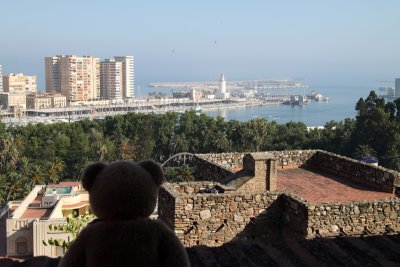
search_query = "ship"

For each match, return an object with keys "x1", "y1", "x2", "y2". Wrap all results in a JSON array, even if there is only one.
[{"x1": 283, "y1": 95, "x2": 308, "y2": 105}]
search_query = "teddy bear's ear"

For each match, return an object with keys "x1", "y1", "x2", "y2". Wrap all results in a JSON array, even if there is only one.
[
  {"x1": 81, "y1": 162, "x2": 107, "y2": 191},
  {"x1": 139, "y1": 160, "x2": 164, "y2": 186}
]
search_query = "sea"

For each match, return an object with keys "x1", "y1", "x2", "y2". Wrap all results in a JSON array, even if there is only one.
[{"x1": 139, "y1": 84, "x2": 377, "y2": 127}]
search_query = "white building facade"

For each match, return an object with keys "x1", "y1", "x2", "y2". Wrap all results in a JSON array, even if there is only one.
[
  {"x1": 0, "y1": 65, "x2": 3, "y2": 92},
  {"x1": 100, "y1": 59, "x2": 123, "y2": 100},
  {"x1": 114, "y1": 56, "x2": 134, "y2": 98}
]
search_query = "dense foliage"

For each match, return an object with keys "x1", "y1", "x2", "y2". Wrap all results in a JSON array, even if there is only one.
[{"x1": 0, "y1": 91, "x2": 398, "y2": 203}]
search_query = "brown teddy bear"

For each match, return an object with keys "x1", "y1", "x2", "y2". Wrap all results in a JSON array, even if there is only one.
[{"x1": 59, "y1": 160, "x2": 190, "y2": 267}]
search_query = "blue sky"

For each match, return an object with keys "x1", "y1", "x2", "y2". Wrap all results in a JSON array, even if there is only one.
[{"x1": 0, "y1": 0, "x2": 399, "y2": 89}]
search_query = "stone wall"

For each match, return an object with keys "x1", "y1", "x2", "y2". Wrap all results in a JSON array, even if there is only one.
[
  {"x1": 194, "y1": 150, "x2": 319, "y2": 171},
  {"x1": 192, "y1": 155, "x2": 234, "y2": 183},
  {"x1": 280, "y1": 193, "x2": 309, "y2": 236},
  {"x1": 270, "y1": 150, "x2": 318, "y2": 169},
  {"x1": 159, "y1": 182, "x2": 280, "y2": 247},
  {"x1": 195, "y1": 153, "x2": 245, "y2": 171},
  {"x1": 307, "y1": 197, "x2": 400, "y2": 237},
  {"x1": 307, "y1": 151, "x2": 399, "y2": 193},
  {"x1": 158, "y1": 184, "x2": 177, "y2": 230},
  {"x1": 159, "y1": 150, "x2": 400, "y2": 247}
]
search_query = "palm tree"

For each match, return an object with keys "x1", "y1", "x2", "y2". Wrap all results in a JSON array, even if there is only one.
[
  {"x1": 354, "y1": 144, "x2": 376, "y2": 158},
  {"x1": 118, "y1": 138, "x2": 138, "y2": 160},
  {"x1": 46, "y1": 160, "x2": 65, "y2": 183},
  {"x1": 213, "y1": 131, "x2": 230, "y2": 152},
  {"x1": 29, "y1": 164, "x2": 45, "y2": 187},
  {"x1": 176, "y1": 164, "x2": 195, "y2": 182}
]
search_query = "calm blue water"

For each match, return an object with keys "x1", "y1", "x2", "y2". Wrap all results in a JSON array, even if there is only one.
[{"x1": 140, "y1": 84, "x2": 375, "y2": 126}]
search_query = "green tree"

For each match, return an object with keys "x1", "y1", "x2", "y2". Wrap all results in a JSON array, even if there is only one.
[{"x1": 44, "y1": 212, "x2": 95, "y2": 250}]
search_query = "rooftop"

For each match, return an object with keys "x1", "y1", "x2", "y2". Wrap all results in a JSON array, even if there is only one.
[
  {"x1": 277, "y1": 168, "x2": 394, "y2": 203},
  {"x1": 20, "y1": 195, "x2": 52, "y2": 219},
  {"x1": 187, "y1": 234, "x2": 400, "y2": 266}
]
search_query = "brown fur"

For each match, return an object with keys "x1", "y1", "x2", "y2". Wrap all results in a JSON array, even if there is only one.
[{"x1": 59, "y1": 160, "x2": 189, "y2": 267}]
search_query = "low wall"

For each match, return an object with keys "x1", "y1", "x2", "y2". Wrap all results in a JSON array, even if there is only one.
[
  {"x1": 270, "y1": 150, "x2": 318, "y2": 169},
  {"x1": 192, "y1": 150, "x2": 319, "y2": 183},
  {"x1": 192, "y1": 155, "x2": 234, "y2": 183},
  {"x1": 307, "y1": 151, "x2": 399, "y2": 193},
  {"x1": 195, "y1": 153, "x2": 245, "y2": 171},
  {"x1": 280, "y1": 193, "x2": 309, "y2": 236},
  {"x1": 158, "y1": 185, "x2": 176, "y2": 230},
  {"x1": 195, "y1": 150, "x2": 319, "y2": 171},
  {"x1": 307, "y1": 197, "x2": 400, "y2": 237},
  {"x1": 191, "y1": 150, "x2": 400, "y2": 193},
  {"x1": 159, "y1": 150, "x2": 400, "y2": 246},
  {"x1": 159, "y1": 183, "x2": 280, "y2": 247}
]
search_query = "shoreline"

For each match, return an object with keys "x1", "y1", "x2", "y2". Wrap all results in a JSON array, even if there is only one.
[{"x1": 1, "y1": 99, "x2": 284, "y2": 126}]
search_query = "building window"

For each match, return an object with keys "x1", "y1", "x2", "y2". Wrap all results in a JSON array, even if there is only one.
[{"x1": 16, "y1": 237, "x2": 28, "y2": 254}]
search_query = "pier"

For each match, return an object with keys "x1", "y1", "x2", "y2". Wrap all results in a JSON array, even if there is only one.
[{"x1": 1, "y1": 97, "x2": 285, "y2": 126}]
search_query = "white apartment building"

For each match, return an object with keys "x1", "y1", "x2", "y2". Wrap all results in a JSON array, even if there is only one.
[
  {"x1": 0, "y1": 65, "x2": 3, "y2": 92},
  {"x1": 114, "y1": 56, "x2": 134, "y2": 98},
  {"x1": 100, "y1": 59, "x2": 123, "y2": 100},
  {"x1": 4, "y1": 182, "x2": 89, "y2": 258},
  {"x1": 45, "y1": 55, "x2": 100, "y2": 102},
  {"x1": 3, "y1": 73, "x2": 37, "y2": 94}
]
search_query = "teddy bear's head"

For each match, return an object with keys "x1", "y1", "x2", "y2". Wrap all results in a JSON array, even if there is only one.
[{"x1": 81, "y1": 160, "x2": 164, "y2": 220}]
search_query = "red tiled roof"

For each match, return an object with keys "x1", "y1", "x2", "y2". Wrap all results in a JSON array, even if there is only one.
[
  {"x1": 277, "y1": 168, "x2": 394, "y2": 204},
  {"x1": 20, "y1": 208, "x2": 53, "y2": 219}
]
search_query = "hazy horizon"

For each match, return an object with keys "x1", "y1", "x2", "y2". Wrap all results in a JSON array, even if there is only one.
[{"x1": 1, "y1": 0, "x2": 399, "y2": 90}]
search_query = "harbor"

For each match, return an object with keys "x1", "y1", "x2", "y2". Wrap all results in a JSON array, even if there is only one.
[{"x1": 1, "y1": 97, "x2": 279, "y2": 126}]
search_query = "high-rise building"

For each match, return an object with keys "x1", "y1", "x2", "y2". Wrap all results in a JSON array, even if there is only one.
[
  {"x1": 3, "y1": 73, "x2": 37, "y2": 94},
  {"x1": 395, "y1": 78, "x2": 400, "y2": 97},
  {"x1": 114, "y1": 56, "x2": 134, "y2": 98},
  {"x1": 45, "y1": 55, "x2": 100, "y2": 102},
  {"x1": 0, "y1": 65, "x2": 3, "y2": 92},
  {"x1": 100, "y1": 59, "x2": 123, "y2": 100}
]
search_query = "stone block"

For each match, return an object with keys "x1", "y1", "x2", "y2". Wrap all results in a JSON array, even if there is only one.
[
  {"x1": 354, "y1": 206, "x2": 360, "y2": 215},
  {"x1": 185, "y1": 204, "x2": 193, "y2": 210},
  {"x1": 234, "y1": 215, "x2": 244, "y2": 222},
  {"x1": 200, "y1": 209, "x2": 211, "y2": 220}
]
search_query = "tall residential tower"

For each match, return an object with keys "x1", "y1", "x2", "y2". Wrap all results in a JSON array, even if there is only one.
[
  {"x1": 396, "y1": 78, "x2": 400, "y2": 97},
  {"x1": 0, "y1": 65, "x2": 3, "y2": 92},
  {"x1": 45, "y1": 55, "x2": 100, "y2": 102},
  {"x1": 100, "y1": 59, "x2": 123, "y2": 100},
  {"x1": 114, "y1": 56, "x2": 134, "y2": 98}
]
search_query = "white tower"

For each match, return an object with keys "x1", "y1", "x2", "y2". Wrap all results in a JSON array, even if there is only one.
[
  {"x1": 219, "y1": 73, "x2": 226, "y2": 94},
  {"x1": 217, "y1": 73, "x2": 229, "y2": 99},
  {"x1": 0, "y1": 65, "x2": 3, "y2": 92}
]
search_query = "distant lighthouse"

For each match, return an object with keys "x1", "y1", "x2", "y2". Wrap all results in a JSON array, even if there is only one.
[
  {"x1": 219, "y1": 73, "x2": 226, "y2": 94},
  {"x1": 217, "y1": 73, "x2": 230, "y2": 99}
]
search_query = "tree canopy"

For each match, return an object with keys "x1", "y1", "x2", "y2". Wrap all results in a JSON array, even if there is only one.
[{"x1": 0, "y1": 90, "x2": 399, "y2": 203}]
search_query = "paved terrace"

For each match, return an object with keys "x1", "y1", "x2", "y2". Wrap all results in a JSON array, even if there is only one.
[{"x1": 277, "y1": 168, "x2": 394, "y2": 204}]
